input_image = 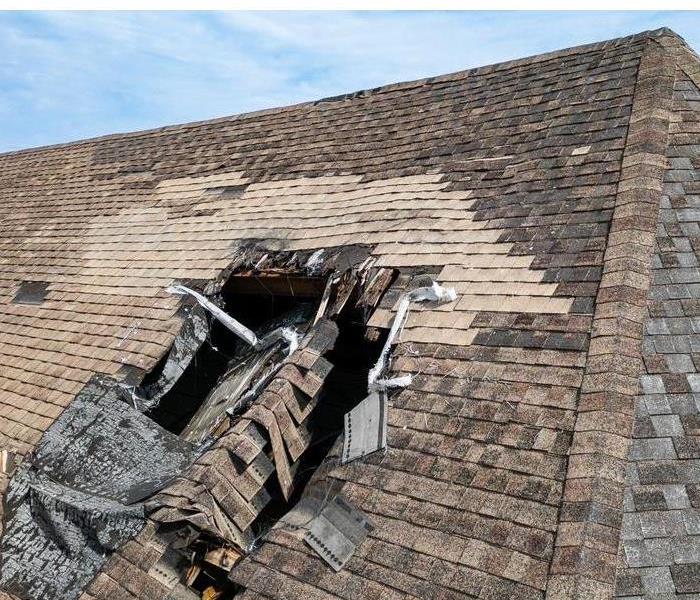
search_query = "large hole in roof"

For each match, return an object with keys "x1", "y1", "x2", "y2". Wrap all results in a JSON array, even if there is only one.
[
  {"x1": 133, "y1": 265, "x2": 392, "y2": 598},
  {"x1": 144, "y1": 275, "x2": 325, "y2": 437}
]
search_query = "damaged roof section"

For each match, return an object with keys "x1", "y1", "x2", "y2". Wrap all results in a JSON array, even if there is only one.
[
  {"x1": 3, "y1": 26, "x2": 699, "y2": 600},
  {"x1": 147, "y1": 315, "x2": 341, "y2": 549},
  {"x1": 0, "y1": 246, "x2": 400, "y2": 600},
  {"x1": 134, "y1": 303, "x2": 209, "y2": 413},
  {"x1": 0, "y1": 377, "x2": 197, "y2": 599}
]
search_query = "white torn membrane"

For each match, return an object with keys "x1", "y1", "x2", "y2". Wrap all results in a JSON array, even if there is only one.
[
  {"x1": 367, "y1": 281, "x2": 456, "y2": 392},
  {"x1": 167, "y1": 284, "x2": 300, "y2": 355},
  {"x1": 305, "y1": 249, "x2": 325, "y2": 271},
  {"x1": 342, "y1": 281, "x2": 456, "y2": 464}
]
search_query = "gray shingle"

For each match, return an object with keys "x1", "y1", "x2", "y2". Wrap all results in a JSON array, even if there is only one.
[
  {"x1": 666, "y1": 354, "x2": 696, "y2": 373},
  {"x1": 662, "y1": 485, "x2": 692, "y2": 510},
  {"x1": 640, "y1": 566, "x2": 676, "y2": 593},
  {"x1": 644, "y1": 396, "x2": 671, "y2": 416},
  {"x1": 641, "y1": 376, "x2": 667, "y2": 395},
  {"x1": 681, "y1": 510, "x2": 700, "y2": 535},
  {"x1": 647, "y1": 320, "x2": 671, "y2": 335},
  {"x1": 630, "y1": 438, "x2": 678, "y2": 461},
  {"x1": 671, "y1": 562, "x2": 700, "y2": 592},
  {"x1": 672, "y1": 537, "x2": 700, "y2": 564},
  {"x1": 688, "y1": 374, "x2": 700, "y2": 393},
  {"x1": 651, "y1": 415, "x2": 685, "y2": 437}
]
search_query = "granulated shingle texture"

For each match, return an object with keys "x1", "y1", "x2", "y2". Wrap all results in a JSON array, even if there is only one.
[
  {"x1": 0, "y1": 26, "x2": 699, "y2": 600},
  {"x1": 615, "y1": 61, "x2": 700, "y2": 599}
]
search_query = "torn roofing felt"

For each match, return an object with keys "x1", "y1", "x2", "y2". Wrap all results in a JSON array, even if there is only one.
[
  {"x1": 135, "y1": 303, "x2": 209, "y2": 412},
  {"x1": 0, "y1": 376, "x2": 197, "y2": 600},
  {"x1": 0, "y1": 282, "x2": 327, "y2": 600}
]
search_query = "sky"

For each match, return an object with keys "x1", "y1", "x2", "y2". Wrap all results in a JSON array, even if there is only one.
[{"x1": 1, "y1": 10, "x2": 699, "y2": 153}]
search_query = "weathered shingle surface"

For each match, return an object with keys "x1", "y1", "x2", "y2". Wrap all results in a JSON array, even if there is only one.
[
  {"x1": 0, "y1": 27, "x2": 699, "y2": 600},
  {"x1": 615, "y1": 51, "x2": 700, "y2": 599}
]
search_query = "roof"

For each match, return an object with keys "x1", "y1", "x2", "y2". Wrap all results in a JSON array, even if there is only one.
[{"x1": 0, "y1": 26, "x2": 699, "y2": 600}]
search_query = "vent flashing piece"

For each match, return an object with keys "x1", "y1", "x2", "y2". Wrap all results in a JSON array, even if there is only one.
[
  {"x1": 0, "y1": 449, "x2": 16, "y2": 475},
  {"x1": 341, "y1": 391, "x2": 388, "y2": 464},
  {"x1": 12, "y1": 280, "x2": 50, "y2": 305},
  {"x1": 303, "y1": 495, "x2": 373, "y2": 571},
  {"x1": 168, "y1": 284, "x2": 260, "y2": 346},
  {"x1": 148, "y1": 547, "x2": 184, "y2": 588},
  {"x1": 339, "y1": 279, "x2": 455, "y2": 464}
]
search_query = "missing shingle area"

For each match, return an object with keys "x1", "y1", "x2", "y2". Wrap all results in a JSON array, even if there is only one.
[
  {"x1": 0, "y1": 244, "x2": 400, "y2": 600},
  {"x1": 204, "y1": 184, "x2": 248, "y2": 199},
  {"x1": 12, "y1": 281, "x2": 50, "y2": 305},
  {"x1": 138, "y1": 246, "x2": 396, "y2": 596}
]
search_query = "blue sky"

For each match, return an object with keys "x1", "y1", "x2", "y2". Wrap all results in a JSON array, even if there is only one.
[{"x1": 1, "y1": 11, "x2": 699, "y2": 153}]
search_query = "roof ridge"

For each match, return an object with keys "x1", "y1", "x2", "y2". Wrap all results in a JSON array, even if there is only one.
[
  {"x1": 0, "y1": 27, "x2": 685, "y2": 159},
  {"x1": 649, "y1": 25, "x2": 700, "y2": 90},
  {"x1": 545, "y1": 31, "x2": 678, "y2": 600}
]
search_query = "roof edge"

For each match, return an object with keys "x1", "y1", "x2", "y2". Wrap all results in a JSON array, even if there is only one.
[{"x1": 0, "y1": 27, "x2": 687, "y2": 160}]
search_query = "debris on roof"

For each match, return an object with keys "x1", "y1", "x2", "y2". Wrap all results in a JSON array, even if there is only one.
[
  {"x1": 167, "y1": 284, "x2": 300, "y2": 354},
  {"x1": 303, "y1": 495, "x2": 373, "y2": 572},
  {"x1": 0, "y1": 245, "x2": 399, "y2": 599},
  {"x1": 368, "y1": 280, "x2": 456, "y2": 391},
  {"x1": 342, "y1": 279, "x2": 457, "y2": 464},
  {"x1": 0, "y1": 377, "x2": 197, "y2": 599}
]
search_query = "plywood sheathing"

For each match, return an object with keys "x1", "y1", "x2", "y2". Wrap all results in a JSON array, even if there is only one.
[{"x1": 545, "y1": 37, "x2": 677, "y2": 600}]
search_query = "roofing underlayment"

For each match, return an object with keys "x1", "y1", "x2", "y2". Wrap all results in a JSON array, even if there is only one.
[{"x1": 1, "y1": 27, "x2": 700, "y2": 600}]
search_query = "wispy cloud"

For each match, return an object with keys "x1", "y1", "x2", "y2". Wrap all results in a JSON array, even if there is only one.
[{"x1": 0, "y1": 10, "x2": 698, "y2": 152}]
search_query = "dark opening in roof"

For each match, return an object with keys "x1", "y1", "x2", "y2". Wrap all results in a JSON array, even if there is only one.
[
  {"x1": 145, "y1": 276, "x2": 322, "y2": 438},
  {"x1": 12, "y1": 281, "x2": 49, "y2": 305}
]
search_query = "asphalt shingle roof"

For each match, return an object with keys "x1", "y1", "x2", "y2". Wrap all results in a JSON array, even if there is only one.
[{"x1": 1, "y1": 26, "x2": 699, "y2": 600}]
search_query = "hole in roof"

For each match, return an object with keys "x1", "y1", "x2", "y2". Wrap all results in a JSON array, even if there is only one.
[
  {"x1": 275, "y1": 285, "x2": 387, "y2": 501},
  {"x1": 144, "y1": 275, "x2": 325, "y2": 438},
  {"x1": 127, "y1": 261, "x2": 394, "y2": 597}
]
